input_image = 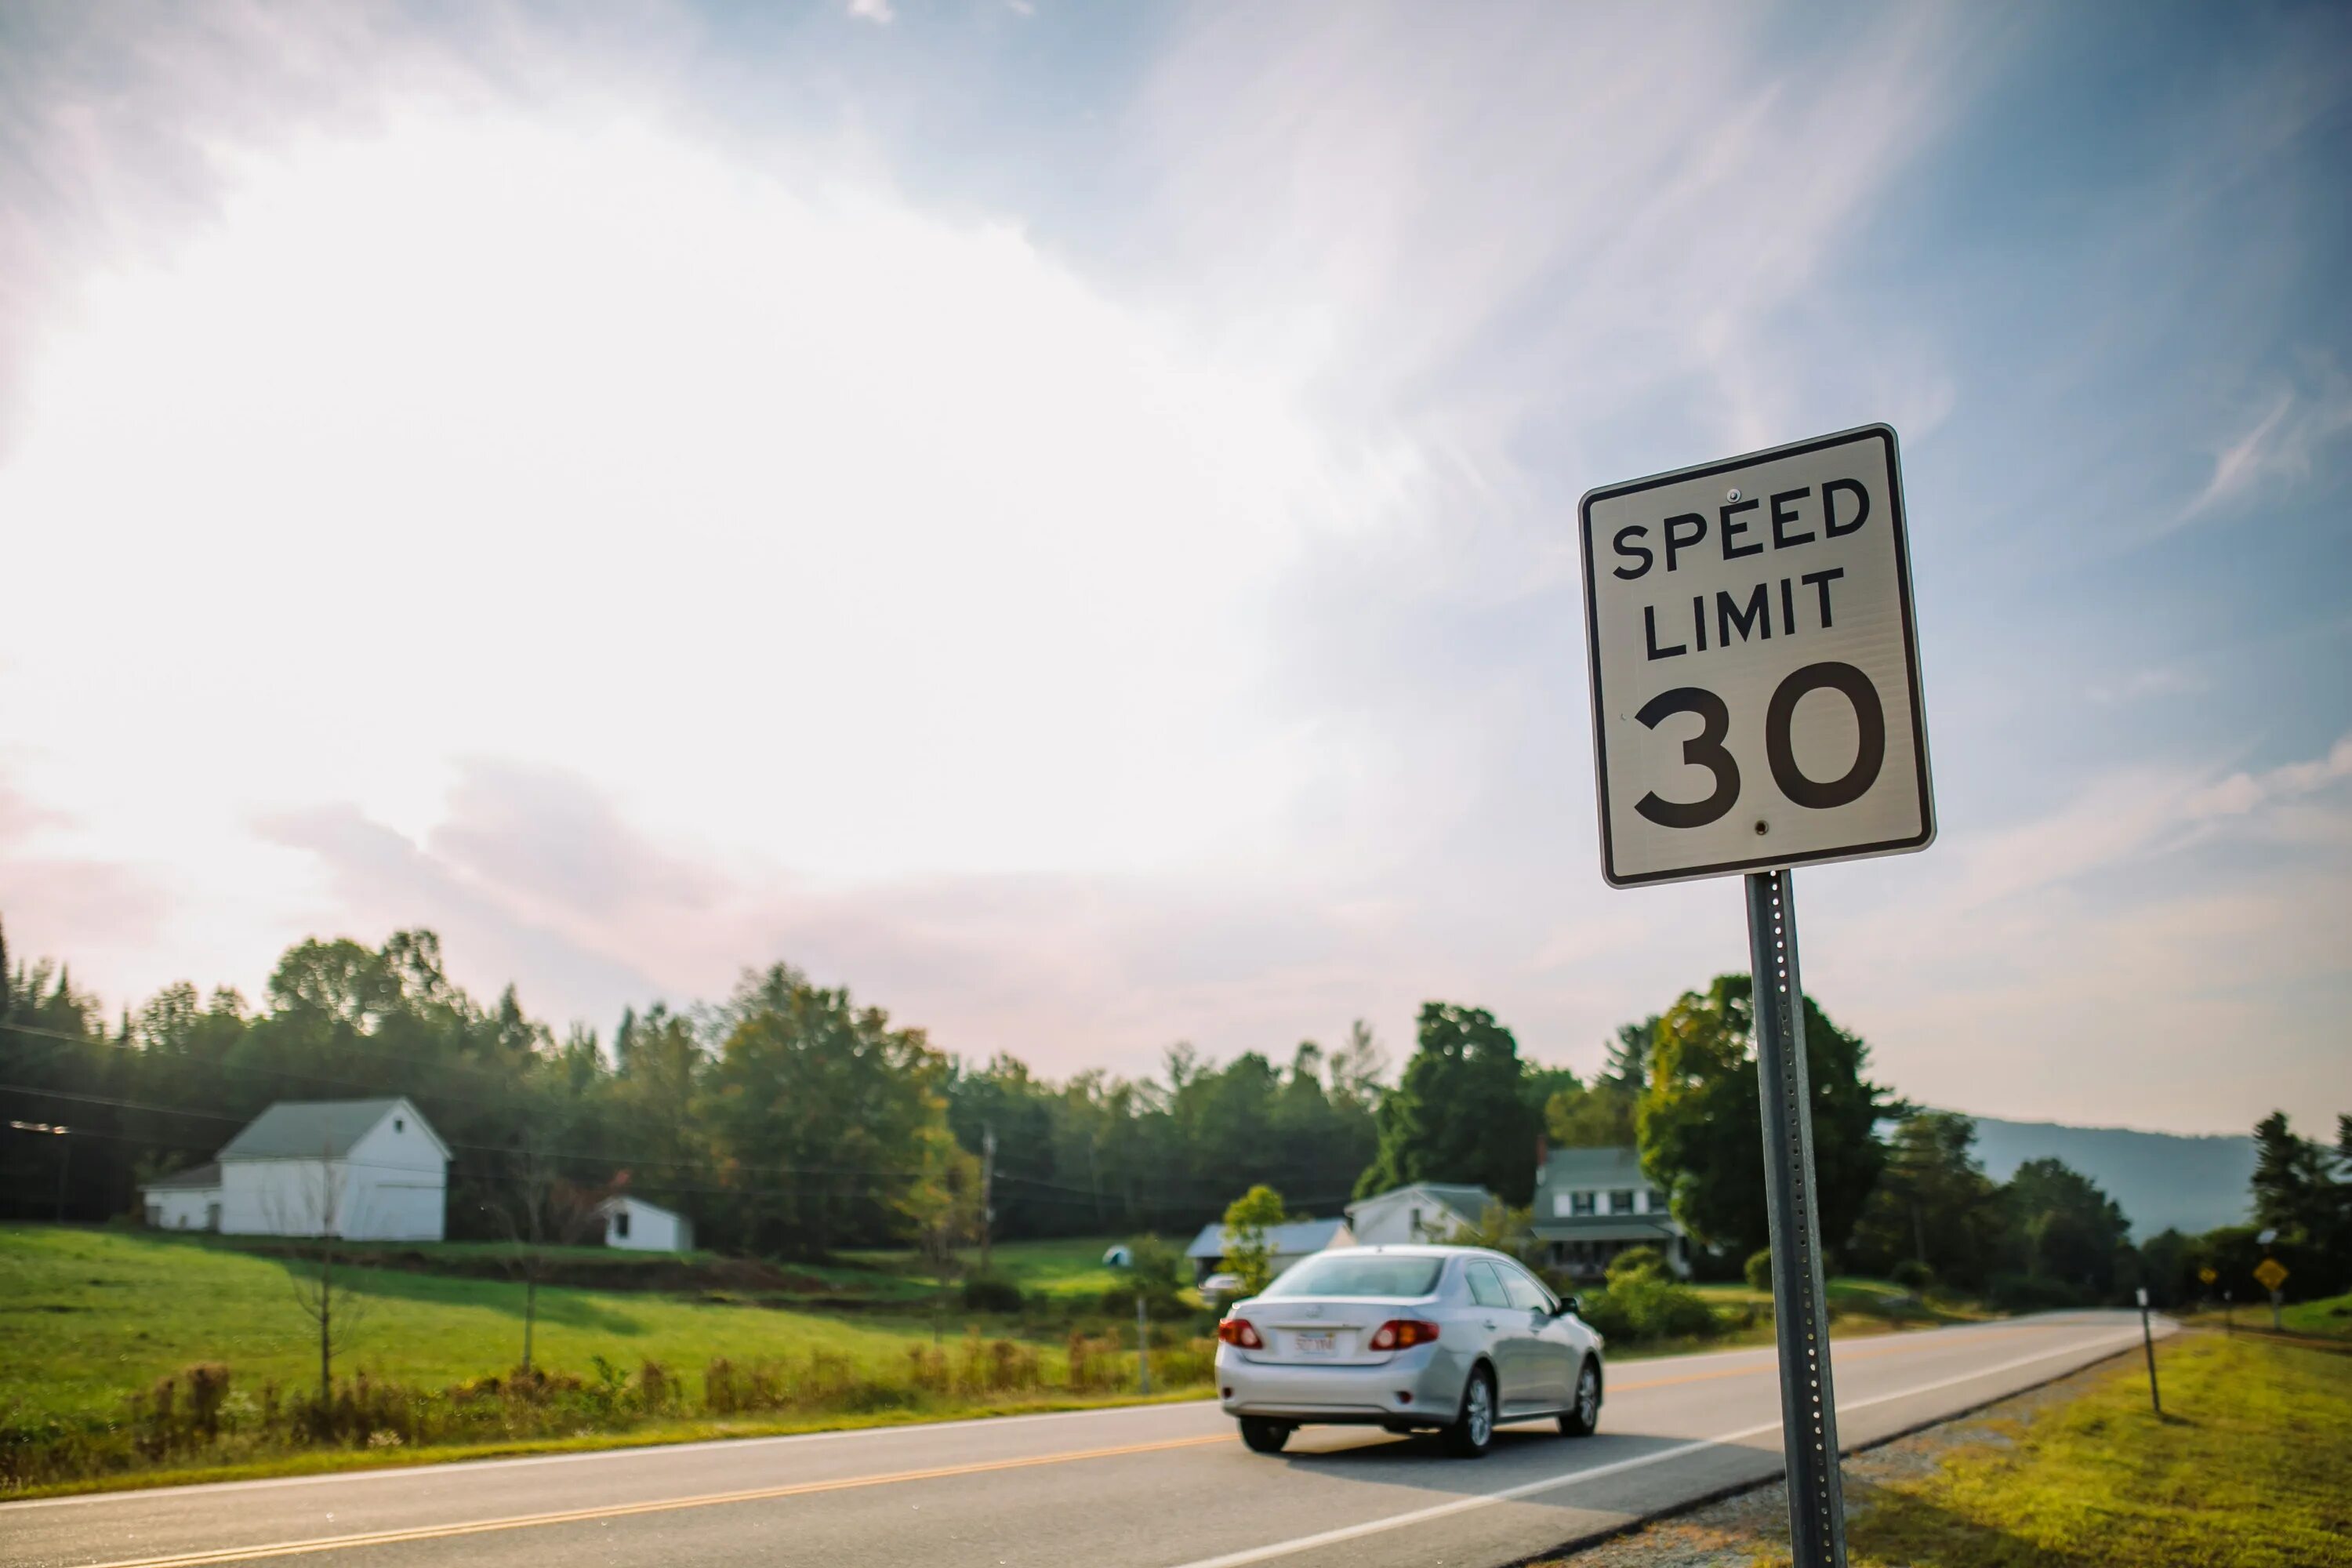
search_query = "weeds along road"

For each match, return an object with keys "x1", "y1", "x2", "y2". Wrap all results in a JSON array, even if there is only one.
[{"x1": 3, "y1": 1312, "x2": 2165, "y2": 1568}]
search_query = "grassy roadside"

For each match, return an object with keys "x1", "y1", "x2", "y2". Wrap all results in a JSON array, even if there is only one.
[
  {"x1": 0, "y1": 1385, "x2": 1218, "y2": 1502},
  {"x1": 0, "y1": 1226, "x2": 1217, "y2": 1497},
  {"x1": 1, "y1": 1227, "x2": 963, "y2": 1424},
  {"x1": 1556, "y1": 1330, "x2": 2352, "y2": 1568}
]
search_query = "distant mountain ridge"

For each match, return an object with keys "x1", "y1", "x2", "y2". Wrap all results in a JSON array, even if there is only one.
[{"x1": 1952, "y1": 1112, "x2": 2256, "y2": 1240}]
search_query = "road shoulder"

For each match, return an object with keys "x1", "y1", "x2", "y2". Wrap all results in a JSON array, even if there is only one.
[{"x1": 1539, "y1": 1329, "x2": 2352, "y2": 1567}]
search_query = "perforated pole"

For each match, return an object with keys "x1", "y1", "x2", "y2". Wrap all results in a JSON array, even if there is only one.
[{"x1": 1746, "y1": 869, "x2": 1848, "y2": 1567}]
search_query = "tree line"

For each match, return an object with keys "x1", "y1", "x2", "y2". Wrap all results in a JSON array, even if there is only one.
[
  {"x1": 0, "y1": 921, "x2": 1387, "y2": 1253},
  {"x1": 3, "y1": 915, "x2": 2343, "y2": 1306}
]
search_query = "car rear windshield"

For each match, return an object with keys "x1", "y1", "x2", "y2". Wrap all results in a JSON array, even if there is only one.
[{"x1": 1260, "y1": 1254, "x2": 1445, "y2": 1299}]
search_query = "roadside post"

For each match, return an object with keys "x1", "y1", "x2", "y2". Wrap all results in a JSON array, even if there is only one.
[
  {"x1": 2135, "y1": 1286, "x2": 2161, "y2": 1414},
  {"x1": 1579, "y1": 426, "x2": 1934, "y2": 1568},
  {"x1": 2255, "y1": 1256, "x2": 2288, "y2": 1330},
  {"x1": 1137, "y1": 1295, "x2": 1152, "y2": 1396}
]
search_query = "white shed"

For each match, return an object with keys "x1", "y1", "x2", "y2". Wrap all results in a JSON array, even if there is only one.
[
  {"x1": 143, "y1": 1098, "x2": 449, "y2": 1241},
  {"x1": 603, "y1": 1196, "x2": 693, "y2": 1253}
]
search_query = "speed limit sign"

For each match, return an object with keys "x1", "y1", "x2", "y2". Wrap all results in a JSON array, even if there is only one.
[{"x1": 1578, "y1": 424, "x2": 1934, "y2": 887}]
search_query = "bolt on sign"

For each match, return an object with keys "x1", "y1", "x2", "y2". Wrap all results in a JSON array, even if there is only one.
[
  {"x1": 1578, "y1": 425, "x2": 1935, "y2": 887},
  {"x1": 2255, "y1": 1258, "x2": 2289, "y2": 1294}
]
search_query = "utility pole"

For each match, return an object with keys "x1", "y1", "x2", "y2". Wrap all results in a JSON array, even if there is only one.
[
  {"x1": 979, "y1": 1122, "x2": 996, "y2": 1275},
  {"x1": 1136, "y1": 1295, "x2": 1152, "y2": 1396}
]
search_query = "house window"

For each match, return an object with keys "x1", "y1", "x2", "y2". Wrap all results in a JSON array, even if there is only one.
[
  {"x1": 1610, "y1": 1189, "x2": 1636, "y2": 1214},
  {"x1": 1648, "y1": 1188, "x2": 1668, "y2": 1214},
  {"x1": 615, "y1": 1210, "x2": 631, "y2": 1240},
  {"x1": 1409, "y1": 1206, "x2": 1422, "y2": 1236},
  {"x1": 1571, "y1": 1192, "x2": 1596, "y2": 1216},
  {"x1": 394, "y1": 1118, "x2": 405, "y2": 1133}
]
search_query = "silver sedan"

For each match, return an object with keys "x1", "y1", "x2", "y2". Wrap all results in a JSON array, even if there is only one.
[{"x1": 1215, "y1": 1244, "x2": 1605, "y2": 1457}]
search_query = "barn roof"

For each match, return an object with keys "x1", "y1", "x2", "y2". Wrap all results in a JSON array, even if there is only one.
[
  {"x1": 218, "y1": 1098, "x2": 444, "y2": 1161},
  {"x1": 1347, "y1": 1181, "x2": 1494, "y2": 1218},
  {"x1": 1185, "y1": 1217, "x2": 1352, "y2": 1260},
  {"x1": 140, "y1": 1162, "x2": 222, "y2": 1192}
]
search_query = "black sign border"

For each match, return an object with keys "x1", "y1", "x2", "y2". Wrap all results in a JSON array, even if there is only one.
[{"x1": 1577, "y1": 423, "x2": 1936, "y2": 888}]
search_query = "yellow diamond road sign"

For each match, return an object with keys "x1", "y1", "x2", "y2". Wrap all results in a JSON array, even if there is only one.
[
  {"x1": 2255, "y1": 1258, "x2": 2288, "y2": 1293},
  {"x1": 2198, "y1": 1266, "x2": 2218, "y2": 1284}
]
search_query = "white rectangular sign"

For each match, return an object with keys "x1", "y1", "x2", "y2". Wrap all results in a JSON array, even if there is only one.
[{"x1": 1578, "y1": 424, "x2": 1933, "y2": 887}]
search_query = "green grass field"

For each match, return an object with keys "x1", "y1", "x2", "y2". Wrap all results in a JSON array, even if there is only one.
[
  {"x1": 2281, "y1": 1290, "x2": 2352, "y2": 1338},
  {"x1": 0, "y1": 1226, "x2": 992, "y2": 1427},
  {"x1": 1832, "y1": 1331, "x2": 2352, "y2": 1567}
]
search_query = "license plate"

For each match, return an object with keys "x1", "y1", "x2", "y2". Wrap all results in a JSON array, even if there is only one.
[{"x1": 1293, "y1": 1332, "x2": 1336, "y2": 1356}]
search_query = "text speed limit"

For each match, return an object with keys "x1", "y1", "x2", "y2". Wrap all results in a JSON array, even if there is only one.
[{"x1": 1577, "y1": 425, "x2": 1934, "y2": 887}]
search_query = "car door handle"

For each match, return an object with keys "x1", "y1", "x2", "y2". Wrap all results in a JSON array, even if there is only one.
[{"x1": 1483, "y1": 1319, "x2": 1497, "y2": 1330}]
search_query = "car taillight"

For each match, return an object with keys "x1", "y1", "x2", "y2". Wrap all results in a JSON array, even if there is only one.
[
  {"x1": 1369, "y1": 1319, "x2": 1439, "y2": 1351},
  {"x1": 1218, "y1": 1318, "x2": 1264, "y2": 1348}
]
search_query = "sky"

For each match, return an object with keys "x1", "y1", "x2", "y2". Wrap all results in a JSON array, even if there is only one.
[{"x1": 1, "y1": 1, "x2": 2347, "y2": 1138}]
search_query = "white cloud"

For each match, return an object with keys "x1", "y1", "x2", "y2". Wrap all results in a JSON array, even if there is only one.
[
  {"x1": 2176, "y1": 363, "x2": 2352, "y2": 524},
  {"x1": 1805, "y1": 734, "x2": 2352, "y2": 1131},
  {"x1": 848, "y1": 0, "x2": 896, "y2": 24},
  {"x1": 0, "y1": 114, "x2": 1412, "y2": 902}
]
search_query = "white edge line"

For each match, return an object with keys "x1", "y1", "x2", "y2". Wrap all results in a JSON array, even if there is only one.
[{"x1": 1160, "y1": 1327, "x2": 2154, "y2": 1568}]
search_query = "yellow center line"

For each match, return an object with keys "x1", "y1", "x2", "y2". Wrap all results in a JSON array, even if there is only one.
[{"x1": 78, "y1": 1432, "x2": 1236, "y2": 1568}]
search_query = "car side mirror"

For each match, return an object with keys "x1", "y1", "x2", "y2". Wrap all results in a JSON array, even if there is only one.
[{"x1": 1562, "y1": 1296, "x2": 1583, "y2": 1318}]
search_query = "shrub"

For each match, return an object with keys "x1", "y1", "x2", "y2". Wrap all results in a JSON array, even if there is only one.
[
  {"x1": 1744, "y1": 1249, "x2": 1775, "y2": 1292},
  {"x1": 702, "y1": 1357, "x2": 740, "y2": 1415},
  {"x1": 637, "y1": 1359, "x2": 674, "y2": 1412},
  {"x1": 960, "y1": 1273, "x2": 1025, "y2": 1312},
  {"x1": 1890, "y1": 1258, "x2": 1935, "y2": 1292},
  {"x1": 1606, "y1": 1246, "x2": 1667, "y2": 1284},
  {"x1": 1581, "y1": 1272, "x2": 1719, "y2": 1342}
]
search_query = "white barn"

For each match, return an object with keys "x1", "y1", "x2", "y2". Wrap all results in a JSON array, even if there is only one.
[
  {"x1": 1345, "y1": 1182, "x2": 1494, "y2": 1247},
  {"x1": 140, "y1": 1098, "x2": 449, "y2": 1242},
  {"x1": 602, "y1": 1195, "x2": 693, "y2": 1253}
]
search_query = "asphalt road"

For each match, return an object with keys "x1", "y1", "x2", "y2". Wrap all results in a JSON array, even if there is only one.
[{"x1": 4, "y1": 1312, "x2": 2165, "y2": 1568}]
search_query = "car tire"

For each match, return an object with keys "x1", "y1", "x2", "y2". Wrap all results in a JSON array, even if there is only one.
[
  {"x1": 1240, "y1": 1417, "x2": 1294, "y2": 1454},
  {"x1": 1559, "y1": 1359, "x2": 1602, "y2": 1437},
  {"x1": 1443, "y1": 1367, "x2": 1497, "y2": 1458}
]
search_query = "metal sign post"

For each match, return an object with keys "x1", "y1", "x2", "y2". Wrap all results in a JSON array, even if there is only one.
[
  {"x1": 1747, "y1": 869, "x2": 1846, "y2": 1566},
  {"x1": 1578, "y1": 426, "x2": 1936, "y2": 1568},
  {"x1": 2135, "y1": 1286, "x2": 2161, "y2": 1414}
]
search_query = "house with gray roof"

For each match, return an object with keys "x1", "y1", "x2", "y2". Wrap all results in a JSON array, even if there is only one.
[
  {"x1": 140, "y1": 1097, "x2": 448, "y2": 1241},
  {"x1": 1530, "y1": 1145, "x2": 1689, "y2": 1279},
  {"x1": 1185, "y1": 1216, "x2": 1354, "y2": 1283},
  {"x1": 1344, "y1": 1181, "x2": 1495, "y2": 1247}
]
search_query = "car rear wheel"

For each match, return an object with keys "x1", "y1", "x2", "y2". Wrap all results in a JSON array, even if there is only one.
[
  {"x1": 1240, "y1": 1417, "x2": 1294, "y2": 1454},
  {"x1": 1559, "y1": 1359, "x2": 1602, "y2": 1437},
  {"x1": 1443, "y1": 1367, "x2": 1497, "y2": 1458}
]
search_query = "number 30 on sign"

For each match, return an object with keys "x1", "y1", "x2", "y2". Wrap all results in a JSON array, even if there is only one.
[{"x1": 1577, "y1": 425, "x2": 1935, "y2": 887}]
